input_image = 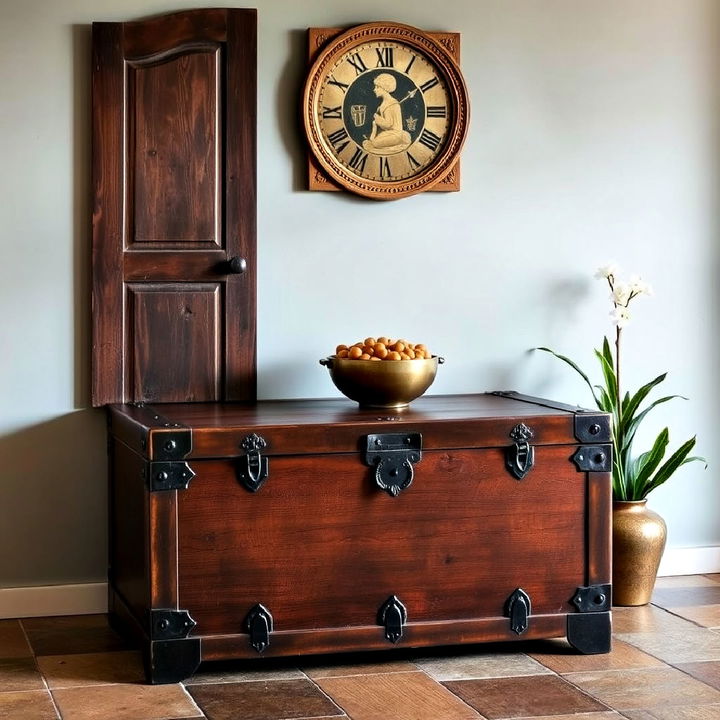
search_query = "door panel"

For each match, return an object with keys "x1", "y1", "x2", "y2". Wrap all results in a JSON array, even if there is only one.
[
  {"x1": 129, "y1": 51, "x2": 221, "y2": 246},
  {"x1": 92, "y1": 9, "x2": 256, "y2": 405}
]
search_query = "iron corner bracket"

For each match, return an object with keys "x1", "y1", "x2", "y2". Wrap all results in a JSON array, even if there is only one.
[
  {"x1": 149, "y1": 609, "x2": 197, "y2": 640},
  {"x1": 145, "y1": 426, "x2": 195, "y2": 491},
  {"x1": 572, "y1": 584, "x2": 611, "y2": 613}
]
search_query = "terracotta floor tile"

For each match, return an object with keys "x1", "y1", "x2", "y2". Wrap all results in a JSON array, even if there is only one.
[
  {"x1": 0, "y1": 689, "x2": 59, "y2": 719},
  {"x1": 302, "y1": 659, "x2": 416, "y2": 679},
  {"x1": 621, "y1": 705, "x2": 720, "y2": 719},
  {"x1": 52, "y1": 683, "x2": 201, "y2": 719},
  {"x1": 655, "y1": 576, "x2": 720, "y2": 588},
  {"x1": 652, "y1": 586, "x2": 720, "y2": 608},
  {"x1": 22, "y1": 615, "x2": 129, "y2": 656},
  {"x1": 612, "y1": 605, "x2": 700, "y2": 634},
  {"x1": 0, "y1": 656, "x2": 45, "y2": 692},
  {"x1": 564, "y1": 666, "x2": 720, "y2": 710},
  {"x1": 188, "y1": 679, "x2": 343, "y2": 720},
  {"x1": 528, "y1": 638, "x2": 663, "y2": 673},
  {"x1": 0, "y1": 619, "x2": 33, "y2": 658},
  {"x1": 443, "y1": 675, "x2": 607, "y2": 718},
  {"x1": 667, "y1": 604, "x2": 720, "y2": 628},
  {"x1": 675, "y1": 660, "x2": 720, "y2": 690},
  {"x1": 415, "y1": 650, "x2": 551, "y2": 680},
  {"x1": 316, "y1": 671, "x2": 481, "y2": 720},
  {"x1": 37, "y1": 650, "x2": 145, "y2": 688},
  {"x1": 617, "y1": 625, "x2": 720, "y2": 663},
  {"x1": 512, "y1": 714, "x2": 622, "y2": 720},
  {"x1": 185, "y1": 660, "x2": 305, "y2": 684}
]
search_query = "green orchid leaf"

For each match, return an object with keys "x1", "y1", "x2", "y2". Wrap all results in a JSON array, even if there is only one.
[
  {"x1": 602, "y1": 336, "x2": 614, "y2": 373},
  {"x1": 620, "y1": 373, "x2": 668, "y2": 435},
  {"x1": 621, "y1": 395, "x2": 686, "y2": 454},
  {"x1": 630, "y1": 428, "x2": 669, "y2": 498},
  {"x1": 643, "y1": 436, "x2": 698, "y2": 497},
  {"x1": 594, "y1": 349, "x2": 618, "y2": 412},
  {"x1": 535, "y1": 347, "x2": 600, "y2": 406}
]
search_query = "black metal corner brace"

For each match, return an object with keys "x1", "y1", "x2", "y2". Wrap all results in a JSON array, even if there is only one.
[
  {"x1": 567, "y1": 612, "x2": 612, "y2": 654},
  {"x1": 378, "y1": 595, "x2": 408, "y2": 643},
  {"x1": 572, "y1": 584, "x2": 611, "y2": 613},
  {"x1": 571, "y1": 445, "x2": 612, "y2": 473},
  {"x1": 149, "y1": 609, "x2": 197, "y2": 640},
  {"x1": 574, "y1": 414, "x2": 611, "y2": 444},
  {"x1": 147, "y1": 423, "x2": 195, "y2": 491},
  {"x1": 246, "y1": 604, "x2": 273, "y2": 653},
  {"x1": 505, "y1": 588, "x2": 532, "y2": 635}
]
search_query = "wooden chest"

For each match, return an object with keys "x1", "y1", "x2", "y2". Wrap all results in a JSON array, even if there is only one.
[{"x1": 107, "y1": 391, "x2": 612, "y2": 683}]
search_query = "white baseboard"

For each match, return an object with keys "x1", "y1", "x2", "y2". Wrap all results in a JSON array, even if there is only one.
[
  {"x1": 0, "y1": 583, "x2": 108, "y2": 619},
  {"x1": 658, "y1": 546, "x2": 720, "y2": 577},
  {"x1": 0, "y1": 549, "x2": 718, "y2": 620}
]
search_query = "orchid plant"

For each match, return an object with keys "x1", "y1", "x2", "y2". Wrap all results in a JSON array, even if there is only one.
[{"x1": 537, "y1": 264, "x2": 705, "y2": 501}]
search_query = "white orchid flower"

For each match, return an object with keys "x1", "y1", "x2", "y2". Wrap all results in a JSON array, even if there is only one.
[
  {"x1": 628, "y1": 274, "x2": 654, "y2": 297},
  {"x1": 595, "y1": 263, "x2": 621, "y2": 280},
  {"x1": 612, "y1": 283, "x2": 631, "y2": 307},
  {"x1": 610, "y1": 306, "x2": 631, "y2": 327}
]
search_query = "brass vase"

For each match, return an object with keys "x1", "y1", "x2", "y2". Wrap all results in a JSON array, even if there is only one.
[{"x1": 612, "y1": 500, "x2": 667, "y2": 606}]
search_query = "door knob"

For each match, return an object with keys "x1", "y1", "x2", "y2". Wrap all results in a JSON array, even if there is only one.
[{"x1": 228, "y1": 256, "x2": 247, "y2": 274}]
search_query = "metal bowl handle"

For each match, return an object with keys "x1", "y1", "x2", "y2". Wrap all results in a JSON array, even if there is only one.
[
  {"x1": 437, "y1": 356, "x2": 445, "y2": 364},
  {"x1": 319, "y1": 357, "x2": 334, "y2": 368}
]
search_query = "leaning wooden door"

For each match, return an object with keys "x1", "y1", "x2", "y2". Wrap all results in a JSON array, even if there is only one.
[{"x1": 91, "y1": 9, "x2": 257, "y2": 406}]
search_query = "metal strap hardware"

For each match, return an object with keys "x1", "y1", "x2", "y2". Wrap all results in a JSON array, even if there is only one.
[
  {"x1": 364, "y1": 433, "x2": 422, "y2": 497},
  {"x1": 571, "y1": 445, "x2": 612, "y2": 473},
  {"x1": 572, "y1": 584, "x2": 612, "y2": 613},
  {"x1": 237, "y1": 433, "x2": 269, "y2": 492},
  {"x1": 149, "y1": 609, "x2": 197, "y2": 640},
  {"x1": 505, "y1": 423, "x2": 535, "y2": 480}
]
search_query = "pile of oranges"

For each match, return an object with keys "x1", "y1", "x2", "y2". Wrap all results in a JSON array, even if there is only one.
[{"x1": 335, "y1": 337, "x2": 432, "y2": 361}]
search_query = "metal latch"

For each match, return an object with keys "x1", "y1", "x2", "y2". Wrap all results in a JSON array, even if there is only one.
[
  {"x1": 505, "y1": 588, "x2": 532, "y2": 634},
  {"x1": 505, "y1": 423, "x2": 535, "y2": 480},
  {"x1": 237, "y1": 433, "x2": 269, "y2": 492},
  {"x1": 245, "y1": 604, "x2": 273, "y2": 653},
  {"x1": 378, "y1": 595, "x2": 407, "y2": 643},
  {"x1": 364, "y1": 433, "x2": 422, "y2": 497}
]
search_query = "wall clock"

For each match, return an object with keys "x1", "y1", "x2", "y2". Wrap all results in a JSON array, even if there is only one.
[{"x1": 302, "y1": 22, "x2": 469, "y2": 200}]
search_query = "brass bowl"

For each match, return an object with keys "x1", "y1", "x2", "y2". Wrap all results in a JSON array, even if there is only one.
[{"x1": 319, "y1": 355, "x2": 443, "y2": 408}]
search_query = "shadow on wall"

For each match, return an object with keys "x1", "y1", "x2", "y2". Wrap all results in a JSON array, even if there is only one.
[{"x1": 0, "y1": 410, "x2": 108, "y2": 588}]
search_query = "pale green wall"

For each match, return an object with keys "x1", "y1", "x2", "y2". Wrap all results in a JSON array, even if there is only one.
[{"x1": 1, "y1": 0, "x2": 718, "y2": 588}]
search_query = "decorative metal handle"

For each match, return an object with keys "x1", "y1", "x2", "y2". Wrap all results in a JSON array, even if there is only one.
[
  {"x1": 319, "y1": 357, "x2": 333, "y2": 368},
  {"x1": 228, "y1": 256, "x2": 247, "y2": 274}
]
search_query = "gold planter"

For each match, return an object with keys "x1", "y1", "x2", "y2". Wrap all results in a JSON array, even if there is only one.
[{"x1": 612, "y1": 500, "x2": 667, "y2": 606}]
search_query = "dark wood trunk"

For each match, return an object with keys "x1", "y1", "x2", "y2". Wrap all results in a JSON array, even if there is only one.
[{"x1": 107, "y1": 393, "x2": 612, "y2": 683}]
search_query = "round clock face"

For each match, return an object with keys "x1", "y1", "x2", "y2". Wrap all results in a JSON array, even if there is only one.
[{"x1": 303, "y1": 23, "x2": 469, "y2": 199}]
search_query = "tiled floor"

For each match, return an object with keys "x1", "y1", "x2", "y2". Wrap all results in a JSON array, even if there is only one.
[{"x1": 2, "y1": 575, "x2": 720, "y2": 719}]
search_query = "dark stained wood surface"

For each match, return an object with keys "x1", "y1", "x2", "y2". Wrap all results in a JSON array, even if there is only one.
[
  {"x1": 178, "y1": 445, "x2": 586, "y2": 636},
  {"x1": 92, "y1": 9, "x2": 257, "y2": 406},
  {"x1": 201, "y1": 615, "x2": 569, "y2": 661},
  {"x1": 108, "y1": 393, "x2": 604, "y2": 457}
]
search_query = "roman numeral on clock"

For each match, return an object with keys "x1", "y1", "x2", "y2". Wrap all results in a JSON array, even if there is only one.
[
  {"x1": 322, "y1": 105, "x2": 342, "y2": 119},
  {"x1": 420, "y1": 76, "x2": 440, "y2": 93},
  {"x1": 327, "y1": 127, "x2": 350, "y2": 153},
  {"x1": 375, "y1": 47, "x2": 394, "y2": 68},
  {"x1": 347, "y1": 53, "x2": 368, "y2": 75},
  {"x1": 418, "y1": 129, "x2": 442, "y2": 152},
  {"x1": 327, "y1": 75, "x2": 350, "y2": 93},
  {"x1": 378, "y1": 156, "x2": 391, "y2": 178},
  {"x1": 426, "y1": 106, "x2": 447, "y2": 118},
  {"x1": 406, "y1": 151, "x2": 422, "y2": 170},
  {"x1": 348, "y1": 147, "x2": 368, "y2": 172}
]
